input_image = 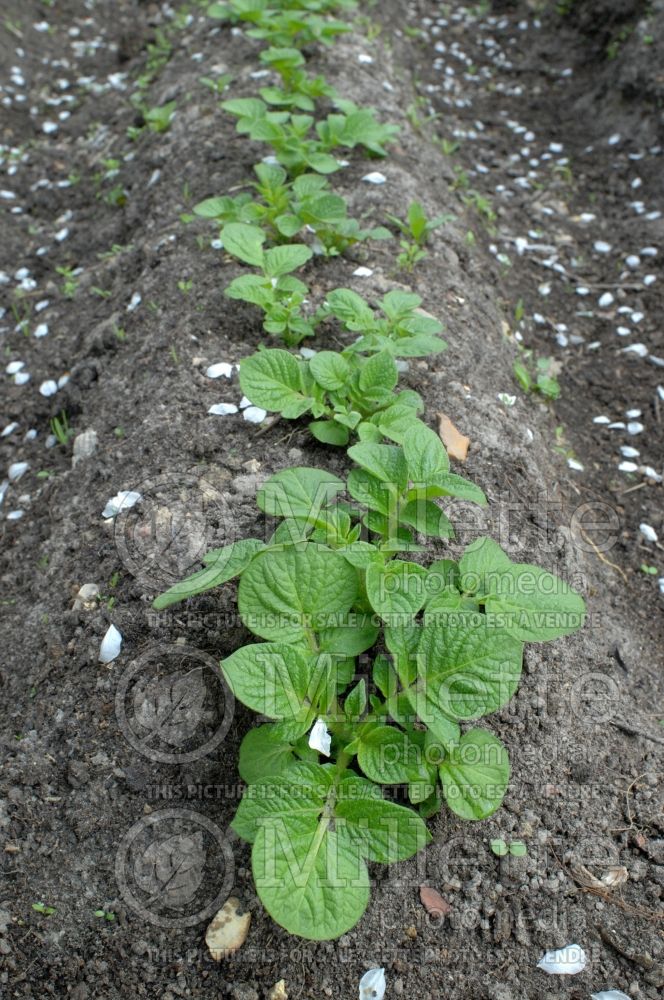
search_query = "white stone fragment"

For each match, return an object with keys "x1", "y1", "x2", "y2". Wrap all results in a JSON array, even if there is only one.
[
  {"x1": 8, "y1": 462, "x2": 28, "y2": 481},
  {"x1": 99, "y1": 624, "x2": 122, "y2": 663},
  {"x1": 359, "y1": 968, "x2": 386, "y2": 1000},
  {"x1": 537, "y1": 944, "x2": 587, "y2": 975},
  {"x1": 206, "y1": 363, "x2": 233, "y2": 379},
  {"x1": 242, "y1": 406, "x2": 267, "y2": 424},
  {"x1": 208, "y1": 403, "x2": 238, "y2": 416},
  {"x1": 639, "y1": 523, "x2": 658, "y2": 543},
  {"x1": 102, "y1": 491, "x2": 142, "y2": 519},
  {"x1": 308, "y1": 718, "x2": 331, "y2": 756}
]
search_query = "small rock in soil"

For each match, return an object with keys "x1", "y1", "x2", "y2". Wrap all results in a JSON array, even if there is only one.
[{"x1": 205, "y1": 896, "x2": 251, "y2": 960}]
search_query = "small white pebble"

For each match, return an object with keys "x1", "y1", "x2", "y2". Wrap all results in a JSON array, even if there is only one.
[
  {"x1": 208, "y1": 403, "x2": 238, "y2": 416},
  {"x1": 242, "y1": 406, "x2": 267, "y2": 424},
  {"x1": 205, "y1": 363, "x2": 233, "y2": 379}
]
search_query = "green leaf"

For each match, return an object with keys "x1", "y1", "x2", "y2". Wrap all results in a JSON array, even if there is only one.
[
  {"x1": 221, "y1": 642, "x2": 323, "y2": 719},
  {"x1": 439, "y1": 729, "x2": 510, "y2": 820},
  {"x1": 240, "y1": 350, "x2": 312, "y2": 417},
  {"x1": 344, "y1": 679, "x2": 367, "y2": 720},
  {"x1": 373, "y1": 403, "x2": 421, "y2": 444},
  {"x1": 308, "y1": 420, "x2": 350, "y2": 446},
  {"x1": 483, "y1": 564, "x2": 586, "y2": 642},
  {"x1": 257, "y1": 467, "x2": 344, "y2": 522},
  {"x1": 153, "y1": 539, "x2": 264, "y2": 609},
  {"x1": 309, "y1": 350, "x2": 350, "y2": 390},
  {"x1": 347, "y1": 468, "x2": 397, "y2": 516},
  {"x1": 347, "y1": 442, "x2": 408, "y2": 491},
  {"x1": 239, "y1": 545, "x2": 358, "y2": 642},
  {"x1": 263, "y1": 244, "x2": 313, "y2": 278},
  {"x1": 358, "y1": 351, "x2": 398, "y2": 395},
  {"x1": 402, "y1": 422, "x2": 449, "y2": 481},
  {"x1": 366, "y1": 560, "x2": 429, "y2": 621},
  {"x1": 357, "y1": 725, "x2": 425, "y2": 784},
  {"x1": 324, "y1": 288, "x2": 374, "y2": 329},
  {"x1": 336, "y1": 795, "x2": 431, "y2": 862},
  {"x1": 423, "y1": 472, "x2": 487, "y2": 506},
  {"x1": 221, "y1": 223, "x2": 266, "y2": 266},
  {"x1": 232, "y1": 762, "x2": 332, "y2": 844},
  {"x1": 239, "y1": 720, "x2": 309, "y2": 783},
  {"x1": 253, "y1": 815, "x2": 369, "y2": 940},
  {"x1": 398, "y1": 499, "x2": 454, "y2": 539},
  {"x1": 318, "y1": 615, "x2": 379, "y2": 656},
  {"x1": 417, "y1": 616, "x2": 523, "y2": 721},
  {"x1": 458, "y1": 537, "x2": 512, "y2": 597}
]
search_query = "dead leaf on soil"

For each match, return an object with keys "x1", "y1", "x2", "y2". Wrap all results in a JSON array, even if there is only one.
[
  {"x1": 419, "y1": 885, "x2": 451, "y2": 919},
  {"x1": 437, "y1": 412, "x2": 470, "y2": 462}
]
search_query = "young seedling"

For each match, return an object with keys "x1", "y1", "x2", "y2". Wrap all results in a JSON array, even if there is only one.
[
  {"x1": 154, "y1": 429, "x2": 586, "y2": 940},
  {"x1": 490, "y1": 838, "x2": 527, "y2": 857},
  {"x1": 50, "y1": 411, "x2": 75, "y2": 447},
  {"x1": 32, "y1": 902, "x2": 56, "y2": 917},
  {"x1": 94, "y1": 908, "x2": 116, "y2": 921},
  {"x1": 221, "y1": 223, "x2": 316, "y2": 345},
  {"x1": 514, "y1": 353, "x2": 561, "y2": 401},
  {"x1": 194, "y1": 163, "x2": 389, "y2": 255},
  {"x1": 387, "y1": 201, "x2": 452, "y2": 248}
]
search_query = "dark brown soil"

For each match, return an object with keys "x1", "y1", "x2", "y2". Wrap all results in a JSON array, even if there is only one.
[{"x1": 1, "y1": 2, "x2": 662, "y2": 998}]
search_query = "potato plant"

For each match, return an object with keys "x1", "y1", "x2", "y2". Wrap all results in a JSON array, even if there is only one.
[
  {"x1": 148, "y1": 0, "x2": 590, "y2": 944},
  {"x1": 155, "y1": 426, "x2": 586, "y2": 938}
]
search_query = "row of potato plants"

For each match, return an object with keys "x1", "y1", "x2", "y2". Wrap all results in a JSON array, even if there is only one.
[{"x1": 154, "y1": 0, "x2": 587, "y2": 941}]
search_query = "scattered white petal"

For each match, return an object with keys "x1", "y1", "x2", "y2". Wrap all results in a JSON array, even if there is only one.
[
  {"x1": 99, "y1": 624, "x2": 122, "y2": 663},
  {"x1": 622, "y1": 343, "x2": 648, "y2": 357},
  {"x1": 8, "y1": 462, "x2": 28, "y2": 481},
  {"x1": 639, "y1": 523, "x2": 658, "y2": 543},
  {"x1": 537, "y1": 944, "x2": 587, "y2": 975},
  {"x1": 627, "y1": 422, "x2": 644, "y2": 435},
  {"x1": 618, "y1": 461, "x2": 638, "y2": 473},
  {"x1": 625, "y1": 255, "x2": 640, "y2": 269},
  {"x1": 300, "y1": 347, "x2": 316, "y2": 359},
  {"x1": 659, "y1": 578, "x2": 664, "y2": 595},
  {"x1": 625, "y1": 408, "x2": 641, "y2": 418},
  {"x1": 593, "y1": 416, "x2": 610, "y2": 424},
  {"x1": 308, "y1": 718, "x2": 331, "y2": 757},
  {"x1": 593, "y1": 241, "x2": 611, "y2": 253},
  {"x1": 362, "y1": 172, "x2": 386, "y2": 185},
  {"x1": 591, "y1": 992, "x2": 632, "y2": 1000},
  {"x1": 631, "y1": 312, "x2": 644, "y2": 323},
  {"x1": 567, "y1": 459, "x2": 583, "y2": 472},
  {"x1": 353, "y1": 266, "x2": 373, "y2": 277},
  {"x1": 607, "y1": 133, "x2": 621, "y2": 145},
  {"x1": 358, "y1": 53, "x2": 373, "y2": 64},
  {"x1": 42, "y1": 121, "x2": 59, "y2": 134},
  {"x1": 6, "y1": 510, "x2": 24, "y2": 521},
  {"x1": 641, "y1": 466, "x2": 662, "y2": 482},
  {"x1": 208, "y1": 403, "x2": 238, "y2": 416},
  {"x1": 598, "y1": 292, "x2": 614, "y2": 309},
  {"x1": 102, "y1": 490, "x2": 142, "y2": 519},
  {"x1": 2, "y1": 423, "x2": 18, "y2": 437},
  {"x1": 14, "y1": 372, "x2": 30, "y2": 385},
  {"x1": 497, "y1": 393, "x2": 516, "y2": 406},
  {"x1": 620, "y1": 446, "x2": 639, "y2": 458},
  {"x1": 39, "y1": 379, "x2": 59, "y2": 397},
  {"x1": 643, "y1": 274, "x2": 656, "y2": 287},
  {"x1": 127, "y1": 291, "x2": 142, "y2": 312},
  {"x1": 6, "y1": 361, "x2": 24, "y2": 375},
  {"x1": 616, "y1": 326, "x2": 630, "y2": 336},
  {"x1": 239, "y1": 396, "x2": 252, "y2": 409},
  {"x1": 242, "y1": 406, "x2": 267, "y2": 424},
  {"x1": 359, "y1": 968, "x2": 386, "y2": 1000},
  {"x1": 34, "y1": 323, "x2": 49, "y2": 338},
  {"x1": 206, "y1": 363, "x2": 233, "y2": 379}
]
